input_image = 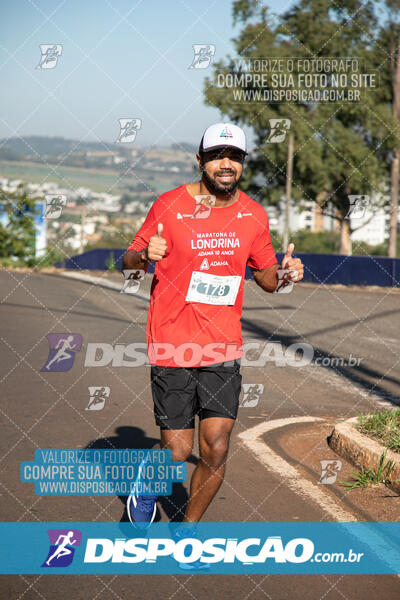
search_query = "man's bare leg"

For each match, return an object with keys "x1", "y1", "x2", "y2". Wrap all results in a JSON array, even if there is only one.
[
  {"x1": 160, "y1": 428, "x2": 194, "y2": 462},
  {"x1": 183, "y1": 417, "x2": 235, "y2": 523}
]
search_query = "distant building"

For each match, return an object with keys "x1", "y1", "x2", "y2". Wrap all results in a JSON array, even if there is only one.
[
  {"x1": 268, "y1": 194, "x2": 396, "y2": 247},
  {"x1": 268, "y1": 200, "x2": 335, "y2": 235},
  {"x1": 350, "y1": 208, "x2": 390, "y2": 247}
]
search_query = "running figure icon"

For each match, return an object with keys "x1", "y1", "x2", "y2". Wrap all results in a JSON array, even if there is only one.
[
  {"x1": 45, "y1": 531, "x2": 77, "y2": 566},
  {"x1": 45, "y1": 335, "x2": 77, "y2": 371}
]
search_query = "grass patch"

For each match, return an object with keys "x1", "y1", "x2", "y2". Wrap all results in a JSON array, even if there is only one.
[
  {"x1": 341, "y1": 450, "x2": 396, "y2": 490},
  {"x1": 356, "y1": 409, "x2": 400, "y2": 453}
]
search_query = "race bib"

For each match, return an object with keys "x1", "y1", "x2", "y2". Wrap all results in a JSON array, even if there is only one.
[{"x1": 186, "y1": 271, "x2": 241, "y2": 305}]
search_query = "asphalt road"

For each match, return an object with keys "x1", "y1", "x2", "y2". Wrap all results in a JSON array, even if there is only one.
[{"x1": 1, "y1": 269, "x2": 399, "y2": 599}]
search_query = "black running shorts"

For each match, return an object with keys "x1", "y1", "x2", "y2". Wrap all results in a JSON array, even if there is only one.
[{"x1": 151, "y1": 359, "x2": 242, "y2": 430}]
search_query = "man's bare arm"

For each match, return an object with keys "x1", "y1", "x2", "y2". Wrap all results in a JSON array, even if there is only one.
[
  {"x1": 251, "y1": 243, "x2": 305, "y2": 292},
  {"x1": 121, "y1": 248, "x2": 148, "y2": 271},
  {"x1": 122, "y1": 223, "x2": 168, "y2": 272},
  {"x1": 251, "y1": 264, "x2": 280, "y2": 292}
]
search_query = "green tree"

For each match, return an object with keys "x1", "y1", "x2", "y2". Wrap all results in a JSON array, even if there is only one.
[
  {"x1": 0, "y1": 185, "x2": 38, "y2": 262},
  {"x1": 370, "y1": 0, "x2": 400, "y2": 257},
  {"x1": 204, "y1": 0, "x2": 387, "y2": 255}
]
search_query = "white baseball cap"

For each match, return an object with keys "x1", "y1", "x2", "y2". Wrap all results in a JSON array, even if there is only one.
[{"x1": 199, "y1": 122, "x2": 247, "y2": 155}]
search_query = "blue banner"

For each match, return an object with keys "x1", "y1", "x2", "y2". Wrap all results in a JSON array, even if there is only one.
[
  {"x1": 20, "y1": 449, "x2": 186, "y2": 496},
  {"x1": 0, "y1": 522, "x2": 399, "y2": 574}
]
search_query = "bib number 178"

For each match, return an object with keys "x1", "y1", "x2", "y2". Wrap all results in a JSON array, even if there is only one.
[{"x1": 197, "y1": 282, "x2": 229, "y2": 297}]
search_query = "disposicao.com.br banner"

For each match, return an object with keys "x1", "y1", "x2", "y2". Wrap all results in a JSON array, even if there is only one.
[{"x1": 0, "y1": 522, "x2": 399, "y2": 575}]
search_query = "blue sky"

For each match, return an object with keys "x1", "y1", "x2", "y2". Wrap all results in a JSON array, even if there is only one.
[{"x1": 0, "y1": 0, "x2": 287, "y2": 148}]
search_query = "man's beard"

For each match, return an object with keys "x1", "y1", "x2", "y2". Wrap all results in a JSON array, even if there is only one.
[{"x1": 202, "y1": 168, "x2": 242, "y2": 194}]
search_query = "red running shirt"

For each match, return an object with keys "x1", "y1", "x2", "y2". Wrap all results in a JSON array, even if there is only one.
[{"x1": 127, "y1": 185, "x2": 277, "y2": 367}]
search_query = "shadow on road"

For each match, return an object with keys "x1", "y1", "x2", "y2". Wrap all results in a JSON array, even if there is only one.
[
  {"x1": 241, "y1": 316, "x2": 400, "y2": 406},
  {"x1": 84, "y1": 426, "x2": 197, "y2": 524}
]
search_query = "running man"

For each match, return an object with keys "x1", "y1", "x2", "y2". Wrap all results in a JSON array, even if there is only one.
[
  {"x1": 45, "y1": 335, "x2": 77, "y2": 371},
  {"x1": 190, "y1": 45, "x2": 214, "y2": 69},
  {"x1": 87, "y1": 387, "x2": 108, "y2": 410},
  {"x1": 45, "y1": 531, "x2": 77, "y2": 566},
  {"x1": 45, "y1": 195, "x2": 64, "y2": 217},
  {"x1": 37, "y1": 45, "x2": 60, "y2": 68},
  {"x1": 122, "y1": 122, "x2": 304, "y2": 529},
  {"x1": 118, "y1": 119, "x2": 140, "y2": 143}
]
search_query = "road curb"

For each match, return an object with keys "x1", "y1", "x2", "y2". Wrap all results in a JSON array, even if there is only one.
[
  {"x1": 329, "y1": 417, "x2": 400, "y2": 493},
  {"x1": 55, "y1": 270, "x2": 150, "y2": 302}
]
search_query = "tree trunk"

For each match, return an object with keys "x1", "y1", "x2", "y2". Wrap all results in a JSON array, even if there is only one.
[
  {"x1": 388, "y1": 34, "x2": 400, "y2": 257},
  {"x1": 388, "y1": 149, "x2": 399, "y2": 257},
  {"x1": 283, "y1": 133, "x2": 294, "y2": 251},
  {"x1": 340, "y1": 218, "x2": 352, "y2": 255}
]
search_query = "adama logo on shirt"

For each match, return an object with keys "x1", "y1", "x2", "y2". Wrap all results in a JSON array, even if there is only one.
[
  {"x1": 200, "y1": 258, "x2": 229, "y2": 270},
  {"x1": 212, "y1": 260, "x2": 229, "y2": 266}
]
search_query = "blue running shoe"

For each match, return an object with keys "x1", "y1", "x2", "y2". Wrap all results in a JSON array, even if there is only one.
[
  {"x1": 127, "y1": 459, "x2": 157, "y2": 528},
  {"x1": 173, "y1": 525, "x2": 211, "y2": 570}
]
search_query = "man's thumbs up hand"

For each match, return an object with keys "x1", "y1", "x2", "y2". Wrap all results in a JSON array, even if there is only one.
[
  {"x1": 280, "y1": 243, "x2": 304, "y2": 283},
  {"x1": 145, "y1": 223, "x2": 168, "y2": 262},
  {"x1": 282, "y1": 242, "x2": 295, "y2": 269}
]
